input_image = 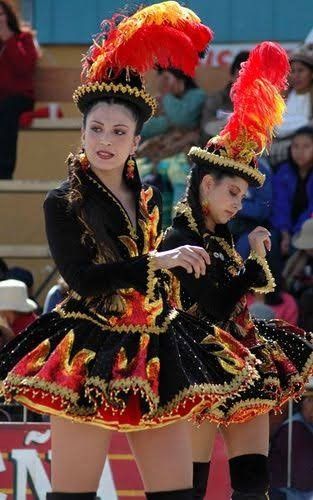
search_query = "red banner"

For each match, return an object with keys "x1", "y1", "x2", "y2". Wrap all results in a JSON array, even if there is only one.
[{"x1": 0, "y1": 423, "x2": 230, "y2": 499}]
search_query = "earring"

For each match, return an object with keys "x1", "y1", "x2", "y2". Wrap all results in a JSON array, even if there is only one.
[
  {"x1": 126, "y1": 155, "x2": 136, "y2": 180},
  {"x1": 78, "y1": 149, "x2": 89, "y2": 170},
  {"x1": 201, "y1": 201, "x2": 210, "y2": 217}
]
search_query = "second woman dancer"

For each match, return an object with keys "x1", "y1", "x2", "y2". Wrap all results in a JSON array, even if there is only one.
[{"x1": 164, "y1": 42, "x2": 313, "y2": 500}]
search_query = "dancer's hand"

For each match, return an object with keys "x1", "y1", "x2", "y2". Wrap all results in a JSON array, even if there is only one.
[
  {"x1": 248, "y1": 226, "x2": 271, "y2": 258},
  {"x1": 153, "y1": 246, "x2": 211, "y2": 278}
]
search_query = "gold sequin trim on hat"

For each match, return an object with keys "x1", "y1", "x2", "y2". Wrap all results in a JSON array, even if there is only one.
[
  {"x1": 188, "y1": 146, "x2": 265, "y2": 187},
  {"x1": 73, "y1": 81, "x2": 157, "y2": 116}
]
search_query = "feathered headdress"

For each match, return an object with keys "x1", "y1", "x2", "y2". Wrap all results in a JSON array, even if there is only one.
[
  {"x1": 189, "y1": 42, "x2": 290, "y2": 186},
  {"x1": 73, "y1": 1, "x2": 213, "y2": 121}
]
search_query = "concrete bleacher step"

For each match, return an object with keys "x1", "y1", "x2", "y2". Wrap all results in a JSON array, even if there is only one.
[
  {"x1": 31, "y1": 117, "x2": 81, "y2": 130},
  {"x1": 15, "y1": 128, "x2": 80, "y2": 180},
  {"x1": 0, "y1": 245, "x2": 50, "y2": 258},
  {"x1": 0, "y1": 180, "x2": 60, "y2": 193},
  {"x1": 0, "y1": 183, "x2": 55, "y2": 302}
]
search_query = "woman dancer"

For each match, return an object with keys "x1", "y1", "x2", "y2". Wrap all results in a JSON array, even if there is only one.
[
  {"x1": 163, "y1": 42, "x2": 313, "y2": 500},
  {"x1": 0, "y1": 3, "x2": 259, "y2": 499}
]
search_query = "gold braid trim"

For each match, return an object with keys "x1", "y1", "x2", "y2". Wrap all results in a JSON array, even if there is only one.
[
  {"x1": 188, "y1": 146, "x2": 265, "y2": 187},
  {"x1": 3, "y1": 373, "x2": 79, "y2": 406},
  {"x1": 248, "y1": 251, "x2": 276, "y2": 294},
  {"x1": 174, "y1": 201, "x2": 200, "y2": 235},
  {"x1": 151, "y1": 352, "x2": 260, "y2": 420},
  {"x1": 55, "y1": 306, "x2": 179, "y2": 335},
  {"x1": 210, "y1": 236, "x2": 243, "y2": 268},
  {"x1": 86, "y1": 375, "x2": 159, "y2": 415},
  {"x1": 73, "y1": 81, "x2": 157, "y2": 116},
  {"x1": 147, "y1": 251, "x2": 157, "y2": 302}
]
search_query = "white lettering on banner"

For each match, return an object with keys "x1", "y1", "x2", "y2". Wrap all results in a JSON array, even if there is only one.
[
  {"x1": 11, "y1": 449, "x2": 52, "y2": 500},
  {"x1": 97, "y1": 460, "x2": 118, "y2": 500},
  {"x1": 2, "y1": 449, "x2": 117, "y2": 499},
  {"x1": 24, "y1": 429, "x2": 51, "y2": 446},
  {"x1": 0, "y1": 452, "x2": 7, "y2": 500}
]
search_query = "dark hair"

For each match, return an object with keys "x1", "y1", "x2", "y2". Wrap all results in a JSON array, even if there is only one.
[
  {"x1": 288, "y1": 125, "x2": 313, "y2": 166},
  {"x1": 157, "y1": 67, "x2": 197, "y2": 91},
  {"x1": 187, "y1": 163, "x2": 237, "y2": 194},
  {"x1": 82, "y1": 96, "x2": 144, "y2": 135},
  {"x1": 230, "y1": 51, "x2": 250, "y2": 76},
  {"x1": 291, "y1": 59, "x2": 313, "y2": 72},
  {"x1": 0, "y1": 1, "x2": 21, "y2": 34},
  {"x1": 183, "y1": 164, "x2": 238, "y2": 233},
  {"x1": 292, "y1": 125, "x2": 313, "y2": 141}
]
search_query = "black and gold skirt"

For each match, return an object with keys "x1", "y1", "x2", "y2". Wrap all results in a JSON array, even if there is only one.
[
  {"x1": 197, "y1": 317, "x2": 313, "y2": 425},
  {"x1": 0, "y1": 297, "x2": 260, "y2": 431}
]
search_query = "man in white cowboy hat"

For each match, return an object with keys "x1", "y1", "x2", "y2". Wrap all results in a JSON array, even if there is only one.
[{"x1": 0, "y1": 279, "x2": 38, "y2": 337}]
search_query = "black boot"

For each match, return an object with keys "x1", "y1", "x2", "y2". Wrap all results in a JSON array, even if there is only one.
[
  {"x1": 46, "y1": 493, "x2": 96, "y2": 499},
  {"x1": 229, "y1": 454, "x2": 269, "y2": 500},
  {"x1": 146, "y1": 489, "x2": 193, "y2": 499},
  {"x1": 193, "y1": 462, "x2": 210, "y2": 499}
]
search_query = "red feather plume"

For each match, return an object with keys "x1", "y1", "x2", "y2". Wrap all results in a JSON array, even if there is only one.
[
  {"x1": 82, "y1": 2, "x2": 213, "y2": 83},
  {"x1": 214, "y1": 42, "x2": 290, "y2": 159}
]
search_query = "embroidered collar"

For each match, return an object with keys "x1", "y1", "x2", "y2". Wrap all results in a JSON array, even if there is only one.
[
  {"x1": 83, "y1": 169, "x2": 139, "y2": 240},
  {"x1": 174, "y1": 199, "x2": 234, "y2": 247}
]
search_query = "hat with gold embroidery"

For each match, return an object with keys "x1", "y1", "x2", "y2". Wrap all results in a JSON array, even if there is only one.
[
  {"x1": 189, "y1": 42, "x2": 290, "y2": 187},
  {"x1": 73, "y1": 1, "x2": 213, "y2": 122}
]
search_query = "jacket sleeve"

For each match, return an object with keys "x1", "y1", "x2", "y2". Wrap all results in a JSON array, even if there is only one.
[
  {"x1": 44, "y1": 191, "x2": 157, "y2": 298},
  {"x1": 163, "y1": 228, "x2": 275, "y2": 320},
  {"x1": 293, "y1": 174, "x2": 313, "y2": 232},
  {"x1": 270, "y1": 164, "x2": 293, "y2": 232},
  {"x1": 3, "y1": 32, "x2": 38, "y2": 76}
]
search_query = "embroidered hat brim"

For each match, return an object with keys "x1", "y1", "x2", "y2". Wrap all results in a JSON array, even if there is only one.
[{"x1": 188, "y1": 146, "x2": 265, "y2": 188}]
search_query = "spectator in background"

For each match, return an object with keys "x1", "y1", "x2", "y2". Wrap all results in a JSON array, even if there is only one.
[
  {"x1": 43, "y1": 276, "x2": 68, "y2": 313},
  {"x1": 270, "y1": 126, "x2": 313, "y2": 267},
  {"x1": 270, "y1": 44, "x2": 313, "y2": 167},
  {"x1": 283, "y1": 217, "x2": 313, "y2": 298},
  {"x1": 229, "y1": 158, "x2": 272, "y2": 259},
  {"x1": 0, "y1": 313, "x2": 14, "y2": 349},
  {"x1": 0, "y1": 258, "x2": 8, "y2": 280},
  {"x1": 269, "y1": 379, "x2": 313, "y2": 500},
  {"x1": 0, "y1": 0, "x2": 39, "y2": 179},
  {"x1": 200, "y1": 51, "x2": 249, "y2": 140},
  {"x1": 0, "y1": 279, "x2": 38, "y2": 335},
  {"x1": 6, "y1": 265, "x2": 41, "y2": 313},
  {"x1": 138, "y1": 68, "x2": 206, "y2": 226},
  {"x1": 283, "y1": 217, "x2": 313, "y2": 332},
  {"x1": 141, "y1": 68, "x2": 206, "y2": 141},
  {"x1": 247, "y1": 274, "x2": 299, "y2": 326}
]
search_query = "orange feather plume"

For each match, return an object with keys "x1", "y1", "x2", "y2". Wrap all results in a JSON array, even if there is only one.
[
  {"x1": 82, "y1": 1, "x2": 213, "y2": 82},
  {"x1": 211, "y1": 42, "x2": 290, "y2": 163}
]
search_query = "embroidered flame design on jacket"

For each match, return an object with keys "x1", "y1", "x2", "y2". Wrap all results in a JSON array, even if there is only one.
[
  {"x1": 119, "y1": 186, "x2": 163, "y2": 254},
  {"x1": 113, "y1": 186, "x2": 164, "y2": 328}
]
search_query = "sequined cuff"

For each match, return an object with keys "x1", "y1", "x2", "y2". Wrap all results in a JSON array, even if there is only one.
[
  {"x1": 247, "y1": 251, "x2": 276, "y2": 294},
  {"x1": 146, "y1": 251, "x2": 158, "y2": 301}
]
